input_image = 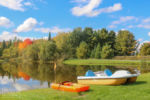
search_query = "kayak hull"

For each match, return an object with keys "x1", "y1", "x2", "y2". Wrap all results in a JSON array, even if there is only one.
[
  {"x1": 51, "y1": 83, "x2": 89, "y2": 92},
  {"x1": 78, "y1": 78, "x2": 127, "y2": 85}
]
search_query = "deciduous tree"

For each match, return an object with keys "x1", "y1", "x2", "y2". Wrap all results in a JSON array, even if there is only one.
[{"x1": 76, "y1": 42, "x2": 88, "y2": 59}]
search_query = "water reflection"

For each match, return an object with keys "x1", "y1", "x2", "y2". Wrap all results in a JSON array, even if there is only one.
[
  {"x1": 0, "y1": 76, "x2": 48, "y2": 94},
  {"x1": 0, "y1": 62, "x2": 146, "y2": 94}
]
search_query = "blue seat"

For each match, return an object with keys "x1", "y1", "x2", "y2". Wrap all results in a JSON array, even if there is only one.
[
  {"x1": 85, "y1": 70, "x2": 95, "y2": 77},
  {"x1": 104, "y1": 69, "x2": 112, "y2": 76}
]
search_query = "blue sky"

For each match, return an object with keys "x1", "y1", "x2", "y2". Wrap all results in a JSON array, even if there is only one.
[{"x1": 0, "y1": 0, "x2": 150, "y2": 43}]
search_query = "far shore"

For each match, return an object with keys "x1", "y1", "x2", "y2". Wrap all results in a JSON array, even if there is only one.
[{"x1": 63, "y1": 59, "x2": 150, "y2": 66}]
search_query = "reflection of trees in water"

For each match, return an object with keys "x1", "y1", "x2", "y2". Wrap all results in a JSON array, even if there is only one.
[
  {"x1": 0, "y1": 65, "x2": 6, "y2": 76},
  {"x1": 21, "y1": 62, "x2": 55, "y2": 83},
  {"x1": 55, "y1": 64, "x2": 77, "y2": 83},
  {"x1": 0, "y1": 62, "x2": 143, "y2": 84},
  {"x1": 0, "y1": 62, "x2": 78, "y2": 84},
  {"x1": 19, "y1": 62, "x2": 38, "y2": 80},
  {"x1": 0, "y1": 62, "x2": 19, "y2": 79},
  {"x1": 21, "y1": 63, "x2": 78, "y2": 83},
  {"x1": 38, "y1": 63, "x2": 55, "y2": 83},
  {"x1": 0, "y1": 62, "x2": 55, "y2": 83}
]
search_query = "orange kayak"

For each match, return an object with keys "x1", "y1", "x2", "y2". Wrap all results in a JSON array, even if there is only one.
[{"x1": 50, "y1": 82, "x2": 89, "y2": 92}]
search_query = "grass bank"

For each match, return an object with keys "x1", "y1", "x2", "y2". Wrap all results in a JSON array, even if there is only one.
[
  {"x1": 63, "y1": 59, "x2": 150, "y2": 66},
  {"x1": 0, "y1": 73, "x2": 150, "y2": 100}
]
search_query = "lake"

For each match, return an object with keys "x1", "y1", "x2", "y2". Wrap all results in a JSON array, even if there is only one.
[{"x1": 0, "y1": 61, "x2": 148, "y2": 94}]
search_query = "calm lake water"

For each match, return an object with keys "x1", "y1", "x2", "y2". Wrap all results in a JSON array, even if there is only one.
[{"x1": 0, "y1": 61, "x2": 148, "y2": 94}]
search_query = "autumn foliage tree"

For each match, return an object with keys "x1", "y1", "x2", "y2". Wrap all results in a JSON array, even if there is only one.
[{"x1": 19, "y1": 39, "x2": 33, "y2": 50}]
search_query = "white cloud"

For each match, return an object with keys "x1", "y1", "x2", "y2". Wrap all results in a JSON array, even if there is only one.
[
  {"x1": 0, "y1": 16, "x2": 13, "y2": 28},
  {"x1": 109, "y1": 16, "x2": 137, "y2": 28},
  {"x1": 91, "y1": 3, "x2": 122, "y2": 16},
  {"x1": 148, "y1": 32, "x2": 150, "y2": 36},
  {"x1": 109, "y1": 16, "x2": 150, "y2": 29},
  {"x1": 138, "y1": 38, "x2": 143, "y2": 42},
  {"x1": 128, "y1": 25, "x2": 134, "y2": 28},
  {"x1": 71, "y1": 0, "x2": 122, "y2": 17},
  {"x1": 112, "y1": 16, "x2": 137, "y2": 25},
  {"x1": 137, "y1": 24, "x2": 150, "y2": 29},
  {"x1": 15, "y1": 17, "x2": 38, "y2": 33},
  {"x1": 39, "y1": 22, "x2": 44, "y2": 26},
  {"x1": 35, "y1": 28, "x2": 51, "y2": 33},
  {"x1": 121, "y1": 28, "x2": 127, "y2": 31},
  {"x1": 0, "y1": 0, "x2": 24, "y2": 11},
  {"x1": 108, "y1": 24, "x2": 116, "y2": 28},
  {"x1": 0, "y1": 31, "x2": 23, "y2": 41},
  {"x1": 142, "y1": 18, "x2": 150, "y2": 23},
  {"x1": 35, "y1": 27, "x2": 72, "y2": 33},
  {"x1": 136, "y1": 17, "x2": 150, "y2": 29},
  {"x1": 136, "y1": 18, "x2": 150, "y2": 29},
  {"x1": 0, "y1": 31, "x2": 41, "y2": 41},
  {"x1": 0, "y1": 0, "x2": 38, "y2": 11},
  {"x1": 0, "y1": 76, "x2": 13, "y2": 85},
  {"x1": 14, "y1": 18, "x2": 71, "y2": 34},
  {"x1": 24, "y1": 2, "x2": 32, "y2": 6},
  {"x1": 72, "y1": 0, "x2": 102, "y2": 16},
  {"x1": 72, "y1": 0, "x2": 89, "y2": 3}
]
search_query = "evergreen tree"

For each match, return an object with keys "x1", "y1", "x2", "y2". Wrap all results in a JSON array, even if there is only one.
[
  {"x1": 8, "y1": 40, "x2": 12, "y2": 48},
  {"x1": 95, "y1": 43, "x2": 101, "y2": 59},
  {"x1": 90, "y1": 46, "x2": 96, "y2": 58},
  {"x1": 0, "y1": 48, "x2": 2, "y2": 56},
  {"x1": 2, "y1": 40, "x2": 6, "y2": 49},
  {"x1": 48, "y1": 32, "x2": 51, "y2": 41}
]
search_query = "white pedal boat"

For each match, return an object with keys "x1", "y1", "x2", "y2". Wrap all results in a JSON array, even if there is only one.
[{"x1": 77, "y1": 70, "x2": 140, "y2": 85}]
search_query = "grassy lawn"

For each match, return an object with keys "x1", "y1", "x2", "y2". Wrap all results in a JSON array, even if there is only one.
[
  {"x1": 0, "y1": 73, "x2": 150, "y2": 100},
  {"x1": 63, "y1": 59, "x2": 150, "y2": 66}
]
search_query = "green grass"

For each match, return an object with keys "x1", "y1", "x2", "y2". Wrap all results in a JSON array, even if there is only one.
[
  {"x1": 63, "y1": 59, "x2": 150, "y2": 66},
  {"x1": 1, "y1": 73, "x2": 150, "y2": 100}
]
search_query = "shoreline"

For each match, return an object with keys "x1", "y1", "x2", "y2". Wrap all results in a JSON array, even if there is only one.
[
  {"x1": 0, "y1": 73, "x2": 150, "y2": 100},
  {"x1": 63, "y1": 59, "x2": 150, "y2": 66}
]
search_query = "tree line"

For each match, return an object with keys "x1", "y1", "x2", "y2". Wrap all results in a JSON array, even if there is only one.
[
  {"x1": 53, "y1": 27, "x2": 137, "y2": 59},
  {"x1": 0, "y1": 27, "x2": 149, "y2": 62}
]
